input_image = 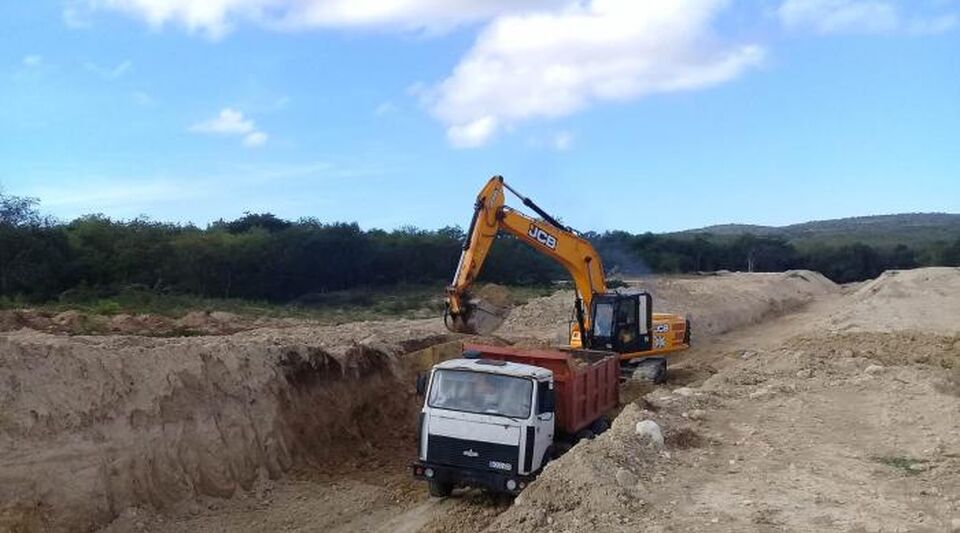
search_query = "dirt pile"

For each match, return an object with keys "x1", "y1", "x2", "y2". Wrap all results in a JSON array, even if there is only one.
[
  {"x1": 497, "y1": 270, "x2": 838, "y2": 343},
  {"x1": 488, "y1": 268, "x2": 960, "y2": 532},
  {"x1": 0, "y1": 309, "x2": 288, "y2": 337},
  {"x1": 482, "y1": 401, "x2": 710, "y2": 532},
  {"x1": 817, "y1": 267, "x2": 960, "y2": 334},
  {"x1": 487, "y1": 334, "x2": 960, "y2": 532},
  {"x1": 0, "y1": 317, "x2": 465, "y2": 532}
]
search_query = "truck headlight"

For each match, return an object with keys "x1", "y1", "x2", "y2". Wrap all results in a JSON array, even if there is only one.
[
  {"x1": 425, "y1": 468, "x2": 435, "y2": 478},
  {"x1": 506, "y1": 479, "x2": 517, "y2": 491}
]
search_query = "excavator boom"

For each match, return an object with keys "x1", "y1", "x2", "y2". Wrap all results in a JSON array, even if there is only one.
[{"x1": 446, "y1": 176, "x2": 605, "y2": 336}]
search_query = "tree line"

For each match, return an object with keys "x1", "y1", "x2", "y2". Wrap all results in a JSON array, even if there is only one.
[{"x1": 1, "y1": 193, "x2": 958, "y2": 303}]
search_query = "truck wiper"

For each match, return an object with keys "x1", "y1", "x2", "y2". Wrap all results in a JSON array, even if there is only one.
[{"x1": 484, "y1": 409, "x2": 522, "y2": 423}]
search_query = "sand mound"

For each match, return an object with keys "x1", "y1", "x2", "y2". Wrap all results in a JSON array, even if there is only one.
[
  {"x1": 0, "y1": 318, "x2": 468, "y2": 532},
  {"x1": 484, "y1": 402, "x2": 706, "y2": 532},
  {"x1": 817, "y1": 267, "x2": 960, "y2": 334},
  {"x1": 474, "y1": 284, "x2": 514, "y2": 309},
  {"x1": 498, "y1": 271, "x2": 839, "y2": 344}
]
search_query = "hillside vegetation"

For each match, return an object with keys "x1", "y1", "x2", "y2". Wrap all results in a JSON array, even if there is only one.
[
  {"x1": 0, "y1": 193, "x2": 958, "y2": 307},
  {"x1": 676, "y1": 213, "x2": 960, "y2": 246}
]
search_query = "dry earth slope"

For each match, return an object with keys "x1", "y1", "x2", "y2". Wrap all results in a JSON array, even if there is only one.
[
  {"x1": 484, "y1": 267, "x2": 960, "y2": 533},
  {"x1": 9, "y1": 269, "x2": 951, "y2": 533}
]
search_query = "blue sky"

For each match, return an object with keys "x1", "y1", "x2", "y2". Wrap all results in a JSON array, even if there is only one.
[{"x1": 1, "y1": 0, "x2": 958, "y2": 233}]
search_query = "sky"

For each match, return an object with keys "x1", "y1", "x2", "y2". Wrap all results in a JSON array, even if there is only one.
[{"x1": 1, "y1": 0, "x2": 958, "y2": 233}]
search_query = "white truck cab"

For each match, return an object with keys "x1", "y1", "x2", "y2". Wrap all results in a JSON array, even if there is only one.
[{"x1": 412, "y1": 356, "x2": 556, "y2": 496}]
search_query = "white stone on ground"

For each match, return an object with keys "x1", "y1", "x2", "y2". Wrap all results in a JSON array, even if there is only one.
[{"x1": 635, "y1": 420, "x2": 664, "y2": 449}]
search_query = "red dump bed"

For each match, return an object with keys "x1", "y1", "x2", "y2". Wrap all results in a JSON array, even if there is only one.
[{"x1": 463, "y1": 344, "x2": 619, "y2": 434}]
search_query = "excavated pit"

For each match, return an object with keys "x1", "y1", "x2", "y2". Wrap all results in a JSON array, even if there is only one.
[
  {"x1": 0, "y1": 271, "x2": 848, "y2": 532},
  {"x1": 0, "y1": 322, "x2": 474, "y2": 533}
]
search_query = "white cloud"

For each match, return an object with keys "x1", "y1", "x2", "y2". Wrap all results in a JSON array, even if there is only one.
[
  {"x1": 84, "y1": 60, "x2": 132, "y2": 79},
  {"x1": 426, "y1": 0, "x2": 764, "y2": 147},
  {"x1": 83, "y1": 0, "x2": 559, "y2": 38},
  {"x1": 22, "y1": 55, "x2": 43, "y2": 67},
  {"x1": 276, "y1": 0, "x2": 561, "y2": 32},
  {"x1": 552, "y1": 130, "x2": 574, "y2": 151},
  {"x1": 778, "y1": 0, "x2": 958, "y2": 35},
  {"x1": 447, "y1": 116, "x2": 497, "y2": 148},
  {"x1": 191, "y1": 108, "x2": 255, "y2": 134},
  {"x1": 242, "y1": 131, "x2": 268, "y2": 147},
  {"x1": 191, "y1": 108, "x2": 268, "y2": 148}
]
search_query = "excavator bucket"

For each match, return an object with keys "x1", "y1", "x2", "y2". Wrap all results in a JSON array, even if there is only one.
[
  {"x1": 448, "y1": 298, "x2": 510, "y2": 335},
  {"x1": 445, "y1": 285, "x2": 513, "y2": 335}
]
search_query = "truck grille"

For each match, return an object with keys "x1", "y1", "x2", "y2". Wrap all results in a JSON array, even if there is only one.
[{"x1": 427, "y1": 435, "x2": 519, "y2": 474}]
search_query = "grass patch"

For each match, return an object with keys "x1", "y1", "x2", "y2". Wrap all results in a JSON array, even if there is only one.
[{"x1": 872, "y1": 455, "x2": 928, "y2": 475}]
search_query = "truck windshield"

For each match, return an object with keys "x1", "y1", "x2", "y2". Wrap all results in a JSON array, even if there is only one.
[{"x1": 428, "y1": 370, "x2": 533, "y2": 419}]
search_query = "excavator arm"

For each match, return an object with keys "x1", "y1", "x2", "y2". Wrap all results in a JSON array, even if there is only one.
[{"x1": 446, "y1": 176, "x2": 607, "y2": 336}]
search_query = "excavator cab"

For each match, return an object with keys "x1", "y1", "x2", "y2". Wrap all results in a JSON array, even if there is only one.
[{"x1": 587, "y1": 293, "x2": 652, "y2": 354}]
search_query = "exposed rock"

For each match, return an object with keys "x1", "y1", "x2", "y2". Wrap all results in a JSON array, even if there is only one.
[
  {"x1": 615, "y1": 468, "x2": 638, "y2": 488},
  {"x1": 631, "y1": 364, "x2": 661, "y2": 382},
  {"x1": 635, "y1": 420, "x2": 664, "y2": 449},
  {"x1": 749, "y1": 388, "x2": 773, "y2": 400},
  {"x1": 950, "y1": 517, "x2": 960, "y2": 533}
]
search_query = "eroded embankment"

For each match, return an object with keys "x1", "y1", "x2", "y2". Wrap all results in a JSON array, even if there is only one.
[{"x1": 0, "y1": 321, "x2": 471, "y2": 532}]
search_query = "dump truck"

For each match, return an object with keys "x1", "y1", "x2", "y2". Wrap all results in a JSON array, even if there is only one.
[
  {"x1": 445, "y1": 175, "x2": 690, "y2": 382},
  {"x1": 412, "y1": 343, "x2": 619, "y2": 496}
]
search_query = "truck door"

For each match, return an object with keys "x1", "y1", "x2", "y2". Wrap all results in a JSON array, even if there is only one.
[{"x1": 527, "y1": 379, "x2": 555, "y2": 474}]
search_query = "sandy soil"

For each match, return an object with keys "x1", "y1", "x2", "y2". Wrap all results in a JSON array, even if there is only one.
[
  {"x1": 482, "y1": 267, "x2": 960, "y2": 532},
  {"x1": 3, "y1": 268, "x2": 959, "y2": 533},
  {"x1": 497, "y1": 270, "x2": 837, "y2": 344},
  {"x1": 0, "y1": 309, "x2": 299, "y2": 337}
]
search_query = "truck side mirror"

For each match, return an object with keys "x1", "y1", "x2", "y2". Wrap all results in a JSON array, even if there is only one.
[{"x1": 415, "y1": 373, "x2": 428, "y2": 397}]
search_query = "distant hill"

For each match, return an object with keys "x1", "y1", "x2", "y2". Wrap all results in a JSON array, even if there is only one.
[{"x1": 674, "y1": 213, "x2": 960, "y2": 247}]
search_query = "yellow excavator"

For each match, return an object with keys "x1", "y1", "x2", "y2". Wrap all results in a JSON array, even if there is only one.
[{"x1": 445, "y1": 176, "x2": 690, "y2": 381}]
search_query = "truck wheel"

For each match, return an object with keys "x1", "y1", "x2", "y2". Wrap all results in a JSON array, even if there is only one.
[
  {"x1": 590, "y1": 416, "x2": 610, "y2": 435},
  {"x1": 541, "y1": 446, "x2": 554, "y2": 470},
  {"x1": 428, "y1": 480, "x2": 453, "y2": 498}
]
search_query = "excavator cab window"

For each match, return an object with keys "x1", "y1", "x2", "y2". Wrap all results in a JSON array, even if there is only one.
[
  {"x1": 590, "y1": 294, "x2": 652, "y2": 353},
  {"x1": 592, "y1": 301, "x2": 615, "y2": 341}
]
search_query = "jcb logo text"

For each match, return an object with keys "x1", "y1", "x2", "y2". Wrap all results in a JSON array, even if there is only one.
[{"x1": 528, "y1": 224, "x2": 558, "y2": 250}]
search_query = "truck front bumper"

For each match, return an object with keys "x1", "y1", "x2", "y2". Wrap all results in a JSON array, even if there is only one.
[{"x1": 411, "y1": 461, "x2": 534, "y2": 495}]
